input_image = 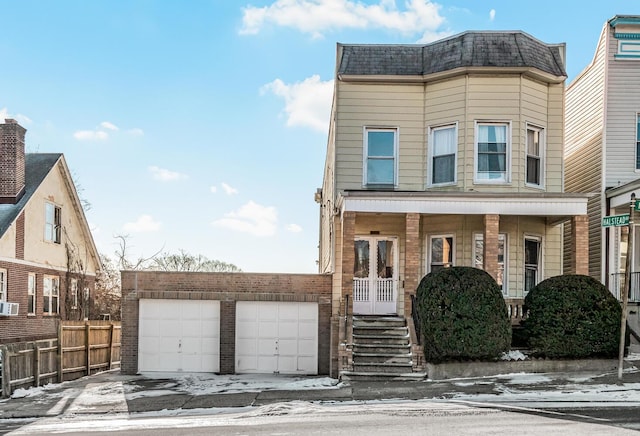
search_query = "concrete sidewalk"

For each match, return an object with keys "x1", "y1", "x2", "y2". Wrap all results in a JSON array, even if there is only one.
[{"x1": 2, "y1": 365, "x2": 640, "y2": 420}]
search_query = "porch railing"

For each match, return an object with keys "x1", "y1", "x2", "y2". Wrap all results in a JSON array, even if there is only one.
[{"x1": 609, "y1": 273, "x2": 640, "y2": 303}]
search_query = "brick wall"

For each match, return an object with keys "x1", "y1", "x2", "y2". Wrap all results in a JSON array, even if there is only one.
[
  {"x1": 120, "y1": 271, "x2": 332, "y2": 375},
  {"x1": 571, "y1": 214, "x2": 589, "y2": 275},
  {"x1": 0, "y1": 120, "x2": 26, "y2": 203}
]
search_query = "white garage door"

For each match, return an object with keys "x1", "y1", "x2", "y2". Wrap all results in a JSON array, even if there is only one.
[
  {"x1": 235, "y1": 301, "x2": 318, "y2": 375},
  {"x1": 138, "y1": 299, "x2": 220, "y2": 373}
]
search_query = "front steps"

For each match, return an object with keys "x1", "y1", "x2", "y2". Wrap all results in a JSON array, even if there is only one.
[{"x1": 340, "y1": 315, "x2": 425, "y2": 381}]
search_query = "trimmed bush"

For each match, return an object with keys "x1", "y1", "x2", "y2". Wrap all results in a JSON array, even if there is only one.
[
  {"x1": 416, "y1": 267, "x2": 511, "y2": 363},
  {"x1": 522, "y1": 274, "x2": 622, "y2": 358}
]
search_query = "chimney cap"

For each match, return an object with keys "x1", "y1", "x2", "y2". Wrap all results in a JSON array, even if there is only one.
[{"x1": 4, "y1": 119, "x2": 18, "y2": 124}]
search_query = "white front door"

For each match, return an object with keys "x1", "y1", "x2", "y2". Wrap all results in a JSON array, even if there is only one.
[{"x1": 353, "y1": 237, "x2": 398, "y2": 315}]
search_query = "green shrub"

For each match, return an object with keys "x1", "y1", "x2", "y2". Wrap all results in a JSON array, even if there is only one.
[
  {"x1": 522, "y1": 274, "x2": 622, "y2": 358},
  {"x1": 416, "y1": 267, "x2": 511, "y2": 363}
]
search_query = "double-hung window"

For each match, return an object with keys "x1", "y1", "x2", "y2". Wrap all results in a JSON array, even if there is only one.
[
  {"x1": 43, "y1": 275, "x2": 60, "y2": 315},
  {"x1": 28, "y1": 273, "x2": 36, "y2": 315},
  {"x1": 428, "y1": 235, "x2": 454, "y2": 273},
  {"x1": 474, "y1": 233, "x2": 507, "y2": 294},
  {"x1": 71, "y1": 278, "x2": 78, "y2": 309},
  {"x1": 429, "y1": 124, "x2": 457, "y2": 185},
  {"x1": 364, "y1": 128, "x2": 397, "y2": 187},
  {"x1": 526, "y1": 125, "x2": 544, "y2": 187},
  {"x1": 0, "y1": 269, "x2": 6, "y2": 302},
  {"x1": 475, "y1": 122, "x2": 509, "y2": 182},
  {"x1": 45, "y1": 203, "x2": 61, "y2": 244},
  {"x1": 636, "y1": 114, "x2": 640, "y2": 170},
  {"x1": 524, "y1": 236, "x2": 541, "y2": 293}
]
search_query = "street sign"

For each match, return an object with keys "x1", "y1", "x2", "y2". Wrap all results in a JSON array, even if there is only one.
[
  {"x1": 635, "y1": 200, "x2": 640, "y2": 211},
  {"x1": 602, "y1": 214, "x2": 630, "y2": 227}
]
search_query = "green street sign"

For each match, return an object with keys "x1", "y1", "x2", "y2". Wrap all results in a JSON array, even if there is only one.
[
  {"x1": 602, "y1": 214, "x2": 630, "y2": 227},
  {"x1": 635, "y1": 200, "x2": 640, "y2": 211}
]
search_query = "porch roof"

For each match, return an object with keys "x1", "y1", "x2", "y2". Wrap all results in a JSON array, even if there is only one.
[{"x1": 338, "y1": 191, "x2": 589, "y2": 224}]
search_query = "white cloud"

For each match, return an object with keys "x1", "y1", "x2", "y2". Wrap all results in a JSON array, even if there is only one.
[
  {"x1": 148, "y1": 166, "x2": 188, "y2": 181},
  {"x1": 287, "y1": 223, "x2": 303, "y2": 233},
  {"x1": 0, "y1": 107, "x2": 33, "y2": 125},
  {"x1": 221, "y1": 182, "x2": 239, "y2": 195},
  {"x1": 240, "y1": 0, "x2": 446, "y2": 40},
  {"x1": 261, "y1": 75, "x2": 333, "y2": 132},
  {"x1": 210, "y1": 186, "x2": 218, "y2": 193},
  {"x1": 128, "y1": 128, "x2": 144, "y2": 137},
  {"x1": 489, "y1": 9, "x2": 496, "y2": 21},
  {"x1": 123, "y1": 214, "x2": 161, "y2": 233},
  {"x1": 100, "y1": 121, "x2": 119, "y2": 131},
  {"x1": 73, "y1": 130, "x2": 109, "y2": 141},
  {"x1": 212, "y1": 200, "x2": 277, "y2": 237}
]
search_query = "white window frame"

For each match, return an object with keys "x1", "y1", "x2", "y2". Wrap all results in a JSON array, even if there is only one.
[
  {"x1": 363, "y1": 127, "x2": 398, "y2": 187},
  {"x1": 427, "y1": 234, "x2": 455, "y2": 274},
  {"x1": 474, "y1": 233, "x2": 508, "y2": 295},
  {"x1": 71, "y1": 278, "x2": 78, "y2": 309},
  {"x1": 44, "y1": 202, "x2": 61, "y2": 244},
  {"x1": 43, "y1": 275, "x2": 60, "y2": 315},
  {"x1": 525, "y1": 124, "x2": 545, "y2": 188},
  {"x1": 0, "y1": 268, "x2": 6, "y2": 302},
  {"x1": 474, "y1": 121, "x2": 511, "y2": 184},
  {"x1": 428, "y1": 123, "x2": 458, "y2": 186},
  {"x1": 524, "y1": 235, "x2": 542, "y2": 294},
  {"x1": 28, "y1": 273, "x2": 36, "y2": 315}
]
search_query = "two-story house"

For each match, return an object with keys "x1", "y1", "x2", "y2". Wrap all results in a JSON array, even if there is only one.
[
  {"x1": 565, "y1": 15, "x2": 640, "y2": 333},
  {"x1": 0, "y1": 119, "x2": 101, "y2": 344},
  {"x1": 318, "y1": 32, "x2": 590, "y2": 377}
]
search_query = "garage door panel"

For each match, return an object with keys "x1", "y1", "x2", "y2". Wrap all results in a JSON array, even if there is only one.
[
  {"x1": 257, "y1": 356, "x2": 278, "y2": 372},
  {"x1": 298, "y1": 303, "x2": 317, "y2": 319},
  {"x1": 278, "y1": 321, "x2": 298, "y2": 338},
  {"x1": 278, "y1": 338, "x2": 298, "y2": 354},
  {"x1": 298, "y1": 339, "x2": 316, "y2": 355},
  {"x1": 298, "y1": 322, "x2": 317, "y2": 337},
  {"x1": 257, "y1": 338, "x2": 276, "y2": 354},
  {"x1": 258, "y1": 321, "x2": 278, "y2": 337}
]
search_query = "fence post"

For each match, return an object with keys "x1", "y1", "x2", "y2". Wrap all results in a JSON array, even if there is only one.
[
  {"x1": 33, "y1": 344, "x2": 40, "y2": 388},
  {"x1": 85, "y1": 322, "x2": 91, "y2": 376},
  {"x1": 107, "y1": 323, "x2": 115, "y2": 370},
  {"x1": 57, "y1": 322, "x2": 64, "y2": 383},
  {"x1": 1, "y1": 346, "x2": 10, "y2": 398}
]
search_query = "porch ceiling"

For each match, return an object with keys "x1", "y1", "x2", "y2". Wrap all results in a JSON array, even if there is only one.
[{"x1": 339, "y1": 191, "x2": 588, "y2": 221}]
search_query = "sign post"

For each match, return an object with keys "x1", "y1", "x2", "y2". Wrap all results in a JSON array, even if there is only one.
[{"x1": 618, "y1": 193, "x2": 635, "y2": 380}]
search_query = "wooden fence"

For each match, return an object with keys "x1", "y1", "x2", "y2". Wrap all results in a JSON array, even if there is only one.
[{"x1": 1, "y1": 321, "x2": 121, "y2": 398}]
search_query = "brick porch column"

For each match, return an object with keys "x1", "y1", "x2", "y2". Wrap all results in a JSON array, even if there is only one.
[
  {"x1": 341, "y1": 211, "x2": 356, "y2": 302},
  {"x1": 404, "y1": 213, "x2": 420, "y2": 317},
  {"x1": 571, "y1": 214, "x2": 589, "y2": 275},
  {"x1": 483, "y1": 214, "x2": 500, "y2": 281}
]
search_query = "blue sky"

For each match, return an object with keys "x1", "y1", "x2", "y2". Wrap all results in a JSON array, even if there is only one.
[{"x1": 0, "y1": 0, "x2": 633, "y2": 273}]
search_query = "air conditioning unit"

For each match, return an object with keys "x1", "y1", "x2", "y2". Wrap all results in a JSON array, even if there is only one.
[{"x1": 0, "y1": 301, "x2": 19, "y2": 316}]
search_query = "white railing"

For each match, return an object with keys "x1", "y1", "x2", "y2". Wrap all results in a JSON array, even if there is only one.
[
  {"x1": 610, "y1": 273, "x2": 640, "y2": 302},
  {"x1": 376, "y1": 278, "x2": 395, "y2": 302},
  {"x1": 353, "y1": 278, "x2": 370, "y2": 302}
]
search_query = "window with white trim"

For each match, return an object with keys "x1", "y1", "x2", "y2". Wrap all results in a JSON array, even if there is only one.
[
  {"x1": 474, "y1": 233, "x2": 507, "y2": 294},
  {"x1": 364, "y1": 127, "x2": 397, "y2": 187},
  {"x1": 475, "y1": 122, "x2": 509, "y2": 182},
  {"x1": 0, "y1": 269, "x2": 6, "y2": 302},
  {"x1": 526, "y1": 125, "x2": 544, "y2": 187},
  {"x1": 428, "y1": 235, "x2": 454, "y2": 273},
  {"x1": 45, "y1": 202, "x2": 61, "y2": 244},
  {"x1": 524, "y1": 236, "x2": 541, "y2": 293},
  {"x1": 71, "y1": 278, "x2": 78, "y2": 309},
  {"x1": 43, "y1": 275, "x2": 60, "y2": 315},
  {"x1": 28, "y1": 273, "x2": 36, "y2": 315},
  {"x1": 429, "y1": 124, "x2": 457, "y2": 185}
]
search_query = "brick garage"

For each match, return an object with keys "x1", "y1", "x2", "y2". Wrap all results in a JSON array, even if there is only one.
[{"x1": 121, "y1": 271, "x2": 332, "y2": 375}]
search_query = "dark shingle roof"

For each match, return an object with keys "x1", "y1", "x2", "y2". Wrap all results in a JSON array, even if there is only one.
[
  {"x1": 0, "y1": 153, "x2": 61, "y2": 237},
  {"x1": 338, "y1": 31, "x2": 566, "y2": 78}
]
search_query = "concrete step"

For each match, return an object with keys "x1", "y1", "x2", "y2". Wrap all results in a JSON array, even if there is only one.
[
  {"x1": 341, "y1": 370, "x2": 426, "y2": 382},
  {"x1": 353, "y1": 326, "x2": 409, "y2": 336},
  {"x1": 353, "y1": 316, "x2": 406, "y2": 328},
  {"x1": 353, "y1": 362, "x2": 413, "y2": 373},
  {"x1": 353, "y1": 353, "x2": 413, "y2": 365},
  {"x1": 353, "y1": 334, "x2": 410, "y2": 346},
  {"x1": 353, "y1": 344, "x2": 411, "y2": 354}
]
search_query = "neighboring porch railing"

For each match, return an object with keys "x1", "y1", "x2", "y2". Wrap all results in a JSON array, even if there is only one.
[
  {"x1": 353, "y1": 278, "x2": 395, "y2": 302},
  {"x1": 610, "y1": 273, "x2": 640, "y2": 303},
  {"x1": 504, "y1": 298, "x2": 526, "y2": 326}
]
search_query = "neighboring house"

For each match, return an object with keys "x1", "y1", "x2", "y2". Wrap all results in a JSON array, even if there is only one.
[
  {"x1": 0, "y1": 119, "x2": 100, "y2": 343},
  {"x1": 318, "y1": 32, "x2": 590, "y2": 377},
  {"x1": 565, "y1": 16, "x2": 640, "y2": 307}
]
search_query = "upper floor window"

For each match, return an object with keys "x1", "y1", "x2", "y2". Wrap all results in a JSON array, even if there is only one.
[
  {"x1": 475, "y1": 122, "x2": 509, "y2": 183},
  {"x1": 524, "y1": 236, "x2": 541, "y2": 293},
  {"x1": 526, "y1": 125, "x2": 544, "y2": 187},
  {"x1": 474, "y1": 233, "x2": 507, "y2": 295},
  {"x1": 28, "y1": 273, "x2": 36, "y2": 315},
  {"x1": 429, "y1": 124, "x2": 457, "y2": 185},
  {"x1": 428, "y1": 235, "x2": 454, "y2": 273},
  {"x1": 0, "y1": 269, "x2": 6, "y2": 302},
  {"x1": 364, "y1": 128, "x2": 397, "y2": 187},
  {"x1": 43, "y1": 275, "x2": 60, "y2": 315},
  {"x1": 45, "y1": 202, "x2": 61, "y2": 244},
  {"x1": 636, "y1": 114, "x2": 640, "y2": 170}
]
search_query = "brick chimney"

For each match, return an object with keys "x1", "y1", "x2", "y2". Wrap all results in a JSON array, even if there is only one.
[{"x1": 0, "y1": 119, "x2": 27, "y2": 204}]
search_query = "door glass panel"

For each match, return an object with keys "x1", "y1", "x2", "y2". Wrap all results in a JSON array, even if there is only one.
[
  {"x1": 377, "y1": 240, "x2": 394, "y2": 278},
  {"x1": 354, "y1": 240, "x2": 370, "y2": 278}
]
